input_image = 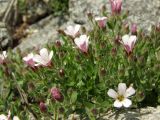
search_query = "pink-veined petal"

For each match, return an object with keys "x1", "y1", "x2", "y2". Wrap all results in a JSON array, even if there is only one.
[
  {"x1": 122, "y1": 98, "x2": 132, "y2": 108},
  {"x1": 118, "y1": 83, "x2": 127, "y2": 95},
  {"x1": 124, "y1": 45, "x2": 131, "y2": 54},
  {"x1": 107, "y1": 89, "x2": 118, "y2": 99},
  {"x1": 80, "y1": 42, "x2": 87, "y2": 53},
  {"x1": 74, "y1": 35, "x2": 89, "y2": 53}
]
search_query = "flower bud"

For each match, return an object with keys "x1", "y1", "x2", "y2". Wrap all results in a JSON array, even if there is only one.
[
  {"x1": 59, "y1": 107, "x2": 65, "y2": 114},
  {"x1": 111, "y1": 48, "x2": 117, "y2": 56},
  {"x1": 131, "y1": 23, "x2": 137, "y2": 35},
  {"x1": 91, "y1": 108, "x2": 98, "y2": 115},
  {"x1": 55, "y1": 40, "x2": 62, "y2": 48},
  {"x1": 87, "y1": 12, "x2": 93, "y2": 20},
  {"x1": 39, "y1": 102, "x2": 47, "y2": 112},
  {"x1": 123, "y1": 22, "x2": 129, "y2": 33},
  {"x1": 101, "y1": 5, "x2": 107, "y2": 13},
  {"x1": 156, "y1": 23, "x2": 160, "y2": 32},
  {"x1": 114, "y1": 35, "x2": 121, "y2": 45},
  {"x1": 59, "y1": 69, "x2": 65, "y2": 77},
  {"x1": 110, "y1": 0, "x2": 122, "y2": 15},
  {"x1": 51, "y1": 88, "x2": 63, "y2": 102},
  {"x1": 100, "y1": 68, "x2": 106, "y2": 76}
]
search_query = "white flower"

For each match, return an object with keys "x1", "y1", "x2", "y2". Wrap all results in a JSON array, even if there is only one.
[
  {"x1": 64, "y1": 25, "x2": 81, "y2": 37},
  {"x1": 23, "y1": 53, "x2": 35, "y2": 67},
  {"x1": 0, "y1": 51, "x2": 7, "y2": 64},
  {"x1": 121, "y1": 34, "x2": 137, "y2": 54},
  {"x1": 33, "y1": 48, "x2": 53, "y2": 66},
  {"x1": 74, "y1": 35, "x2": 89, "y2": 53},
  {"x1": 13, "y1": 116, "x2": 20, "y2": 120},
  {"x1": 0, "y1": 114, "x2": 7, "y2": 120},
  {"x1": 107, "y1": 83, "x2": 135, "y2": 108},
  {"x1": 95, "y1": 16, "x2": 107, "y2": 28}
]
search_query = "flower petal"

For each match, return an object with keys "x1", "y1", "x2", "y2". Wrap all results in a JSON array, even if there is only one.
[
  {"x1": 130, "y1": 35, "x2": 137, "y2": 49},
  {"x1": 33, "y1": 55, "x2": 46, "y2": 65},
  {"x1": 118, "y1": 83, "x2": 127, "y2": 95},
  {"x1": 122, "y1": 34, "x2": 130, "y2": 45},
  {"x1": 122, "y1": 98, "x2": 132, "y2": 108},
  {"x1": 74, "y1": 25, "x2": 81, "y2": 34},
  {"x1": 23, "y1": 53, "x2": 34, "y2": 61},
  {"x1": 49, "y1": 51, "x2": 53, "y2": 60},
  {"x1": 125, "y1": 87, "x2": 136, "y2": 97},
  {"x1": 114, "y1": 100, "x2": 123, "y2": 108},
  {"x1": 0, "y1": 114, "x2": 7, "y2": 120},
  {"x1": 13, "y1": 116, "x2": 20, "y2": 120},
  {"x1": 40, "y1": 48, "x2": 49, "y2": 61},
  {"x1": 2, "y1": 51, "x2": 7, "y2": 58},
  {"x1": 107, "y1": 89, "x2": 118, "y2": 99}
]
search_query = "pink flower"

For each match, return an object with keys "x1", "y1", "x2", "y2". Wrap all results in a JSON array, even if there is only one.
[
  {"x1": 95, "y1": 17, "x2": 107, "y2": 28},
  {"x1": 51, "y1": 88, "x2": 63, "y2": 102},
  {"x1": 108, "y1": 83, "x2": 135, "y2": 108},
  {"x1": 74, "y1": 35, "x2": 89, "y2": 53},
  {"x1": 131, "y1": 23, "x2": 137, "y2": 35},
  {"x1": 23, "y1": 53, "x2": 35, "y2": 67},
  {"x1": 0, "y1": 51, "x2": 7, "y2": 64},
  {"x1": 110, "y1": 0, "x2": 122, "y2": 14},
  {"x1": 64, "y1": 25, "x2": 81, "y2": 37},
  {"x1": 121, "y1": 34, "x2": 137, "y2": 54},
  {"x1": 33, "y1": 48, "x2": 53, "y2": 67}
]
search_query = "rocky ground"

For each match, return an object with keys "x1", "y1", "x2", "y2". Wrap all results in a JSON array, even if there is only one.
[
  {"x1": 1, "y1": 0, "x2": 160, "y2": 119},
  {"x1": 101, "y1": 106, "x2": 160, "y2": 120},
  {"x1": 0, "y1": 0, "x2": 160, "y2": 52},
  {"x1": 14, "y1": 0, "x2": 160, "y2": 53}
]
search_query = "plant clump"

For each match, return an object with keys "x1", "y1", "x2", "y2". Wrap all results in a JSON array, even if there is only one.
[{"x1": 0, "y1": 0, "x2": 160, "y2": 119}]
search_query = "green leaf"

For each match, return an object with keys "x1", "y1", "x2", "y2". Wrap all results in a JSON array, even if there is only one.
[
  {"x1": 107, "y1": 21, "x2": 114, "y2": 30},
  {"x1": 71, "y1": 91, "x2": 78, "y2": 103},
  {"x1": 85, "y1": 107, "x2": 96, "y2": 120}
]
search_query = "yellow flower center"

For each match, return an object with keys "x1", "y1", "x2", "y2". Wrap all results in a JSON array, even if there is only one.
[{"x1": 117, "y1": 95, "x2": 125, "y2": 101}]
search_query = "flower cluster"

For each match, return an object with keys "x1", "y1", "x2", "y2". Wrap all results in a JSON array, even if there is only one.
[
  {"x1": 23, "y1": 48, "x2": 53, "y2": 67},
  {"x1": 64, "y1": 24, "x2": 90, "y2": 53},
  {"x1": 1, "y1": 0, "x2": 159, "y2": 119}
]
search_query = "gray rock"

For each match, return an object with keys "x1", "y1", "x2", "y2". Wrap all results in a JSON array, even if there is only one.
[
  {"x1": 101, "y1": 106, "x2": 160, "y2": 120},
  {"x1": 69, "y1": 0, "x2": 160, "y2": 31},
  {"x1": 14, "y1": 15, "x2": 67, "y2": 52},
  {"x1": 22, "y1": 1, "x2": 50, "y2": 24},
  {"x1": 0, "y1": 0, "x2": 11, "y2": 20},
  {"x1": 0, "y1": 22, "x2": 11, "y2": 49},
  {"x1": 15, "y1": 0, "x2": 160, "y2": 52}
]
